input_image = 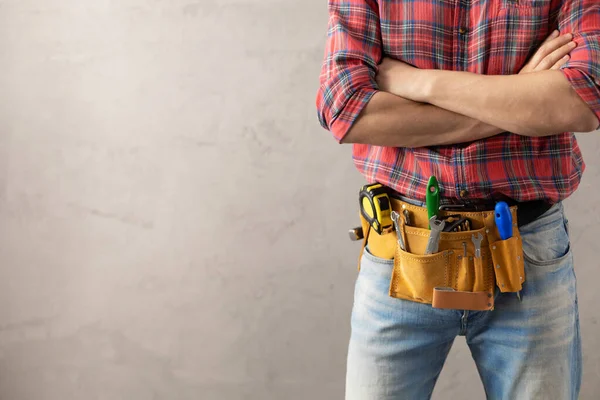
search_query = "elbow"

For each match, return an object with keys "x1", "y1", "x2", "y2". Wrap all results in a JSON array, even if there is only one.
[
  {"x1": 572, "y1": 110, "x2": 600, "y2": 132},
  {"x1": 560, "y1": 104, "x2": 600, "y2": 133},
  {"x1": 316, "y1": 86, "x2": 376, "y2": 144},
  {"x1": 317, "y1": 110, "x2": 357, "y2": 144},
  {"x1": 538, "y1": 103, "x2": 600, "y2": 135},
  {"x1": 561, "y1": 69, "x2": 600, "y2": 132},
  {"x1": 317, "y1": 108, "x2": 355, "y2": 144},
  {"x1": 340, "y1": 126, "x2": 361, "y2": 144},
  {"x1": 315, "y1": 87, "x2": 349, "y2": 143},
  {"x1": 339, "y1": 106, "x2": 373, "y2": 144},
  {"x1": 339, "y1": 134, "x2": 352, "y2": 144}
]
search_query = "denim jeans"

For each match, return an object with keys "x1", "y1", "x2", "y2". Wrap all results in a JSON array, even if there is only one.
[{"x1": 345, "y1": 202, "x2": 581, "y2": 400}]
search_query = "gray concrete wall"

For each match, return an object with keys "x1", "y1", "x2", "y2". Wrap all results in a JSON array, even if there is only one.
[{"x1": 0, "y1": 1, "x2": 598, "y2": 399}]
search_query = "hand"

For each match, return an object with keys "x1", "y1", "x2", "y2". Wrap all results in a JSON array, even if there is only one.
[
  {"x1": 519, "y1": 30, "x2": 576, "y2": 74},
  {"x1": 376, "y1": 58, "x2": 424, "y2": 100}
]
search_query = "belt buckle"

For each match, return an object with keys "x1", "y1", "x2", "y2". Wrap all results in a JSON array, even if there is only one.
[
  {"x1": 439, "y1": 204, "x2": 468, "y2": 212},
  {"x1": 439, "y1": 197, "x2": 471, "y2": 212},
  {"x1": 439, "y1": 199, "x2": 491, "y2": 212}
]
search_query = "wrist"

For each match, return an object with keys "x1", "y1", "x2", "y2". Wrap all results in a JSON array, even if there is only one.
[
  {"x1": 385, "y1": 63, "x2": 431, "y2": 101},
  {"x1": 395, "y1": 68, "x2": 436, "y2": 103},
  {"x1": 416, "y1": 69, "x2": 437, "y2": 103}
]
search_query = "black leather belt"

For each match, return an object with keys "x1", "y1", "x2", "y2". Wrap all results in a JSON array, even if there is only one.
[
  {"x1": 512, "y1": 200, "x2": 553, "y2": 227},
  {"x1": 458, "y1": 199, "x2": 553, "y2": 228},
  {"x1": 389, "y1": 191, "x2": 553, "y2": 228}
]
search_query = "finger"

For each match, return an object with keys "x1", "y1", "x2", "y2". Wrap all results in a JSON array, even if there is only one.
[
  {"x1": 537, "y1": 41, "x2": 577, "y2": 71},
  {"x1": 529, "y1": 33, "x2": 573, "y2": 69},
  {"x1": 551, "y1": 55, "x2": 570, "y2": 70},
  {"x1": 541, "y1": 29, "x2": 560, "y2": 45},
  {"x1": 544, "y1": 33, "x2": 574, "y2": 54}
]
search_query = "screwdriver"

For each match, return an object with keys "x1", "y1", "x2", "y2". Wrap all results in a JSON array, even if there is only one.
[
  {"x1": 495, "y1": 201, "x2": 513, "y2": 240},
  {"x1": 495, "y1": 201, "x2": 521, "y2": 301},
  {"x1": 426, "y1": 176, "x2": 440, "y2": 229}
]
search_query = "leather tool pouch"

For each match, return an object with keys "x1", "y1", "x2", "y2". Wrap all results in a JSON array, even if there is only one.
[
  {"x1": 484, "y1": 207, "x2": 526, "y2": 293},
  {"x1": 390, "y1": 223, "x2": 495, "y2": 311},
  {"x1": 361, "y1": 199, "x2": 526, "y2": 311}
]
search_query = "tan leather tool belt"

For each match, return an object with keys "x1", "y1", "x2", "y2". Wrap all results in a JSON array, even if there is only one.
[{"x1": 359, "y1": 197, "x2": 526, "y2": 311}]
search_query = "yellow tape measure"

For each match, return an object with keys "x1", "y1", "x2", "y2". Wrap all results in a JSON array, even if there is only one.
[{"x1": 359, "y1": 183, "x2": 393, "y2": 235}]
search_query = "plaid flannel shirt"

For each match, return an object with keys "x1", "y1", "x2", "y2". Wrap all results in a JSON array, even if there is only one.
[{"x1": 316, "y1": 0, "x2": 600, "y2": 202}]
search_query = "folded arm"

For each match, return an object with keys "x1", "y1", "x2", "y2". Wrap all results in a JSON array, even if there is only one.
[
  {"x1": 383, "y1": 0, "x2": 600, "y2": 137},
  {"x1": 391, "y1": 69, "x2": 599, "y2": 137},
  {"x1": 315, "y1": 0, "x2": 502, "y2": 147},
  {"x1": 339, "y1": 92, "x2": 504, "y2": 147}
]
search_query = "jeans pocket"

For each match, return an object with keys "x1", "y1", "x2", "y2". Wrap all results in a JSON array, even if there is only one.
[
  {"x1": 357, "y1": 246, "x2": 411, "y2": 306},
  {"x1": 520, "y1": 204, "x2": 572, "y2": 267},
  {"x1": 363, "y1": 246, "x2": 394, "y2": 265}
]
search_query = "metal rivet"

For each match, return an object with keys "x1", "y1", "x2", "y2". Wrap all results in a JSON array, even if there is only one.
[
  {"x1": 517, "y1": 256, "x2": 521, "y2": 260},
  {"x1": 486, "y1": 229, "x2": 490, "y2": 233},
  {"x1": 520, "y1": 276, "x2": 523, "y2": 281},
  {"x1": 488, "y1": 293, "x2": 492, "y2": 298},
  {"x1": 492, "y1": 246, "x2": 497, "y2": 250},
  {"x1": 402, "y1": 204, "x2": 406, "y2": 209},
  {"x1": 488, "y1": 303, "x2": 492, "y2": 307},
  {"x1": 469, "y1": 257, "x2": 473, "y2": 261},
  {"x1": 496, "y1": 264, "x2": 500, "y2": 269}
]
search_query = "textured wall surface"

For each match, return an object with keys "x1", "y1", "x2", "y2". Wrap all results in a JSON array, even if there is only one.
[{"x1": 0, "y1": 1, "x2": 598, "y2": 399}]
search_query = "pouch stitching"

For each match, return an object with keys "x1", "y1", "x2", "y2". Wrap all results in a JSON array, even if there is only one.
[
  {"x1": 389, "y1": 201, "x2": 519, "y2": 305},
  {"x1": 486, "y1": 252, "x2": 494, "y2": 293},
  {"x1": 399, "y1": 203, "x2": 517, "y2": 218},
  {"x1": 445, "y1": 255, "x2": 449, "y2": 288},
  {"x1": 403, "y1": 230, "x2": 435, "y2": 238},
  {"x1": 404, "y1": 227, "x2": 487, "y2": 241},
  {"x1": 397, "y1": 249, "x2": 448, "y2": 263},
  {"x1": 390, "y1": 249, "x2": 448, "y2": 303},
  {"x1": 454, "y1": 256, "x2": 459, "y2": 290},
  {"x1": 490, "y1": 235, "x2": 526, "y2": 290}
]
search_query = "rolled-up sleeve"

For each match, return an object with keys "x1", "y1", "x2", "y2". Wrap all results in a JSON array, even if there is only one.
[
  {"x1": 316, "y1": 0, "x2": 382, "y2": 142},
  {"x1": 558, "y1": 0, "x2": 600, "y2": 124}
]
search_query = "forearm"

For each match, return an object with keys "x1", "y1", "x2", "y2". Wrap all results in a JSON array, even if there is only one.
[
  {"x1": 342, "y1": 91, "x2": 504, "y2": 147},
  {"x1": 412, "y1": 70, "x2": 599, "y2": 136}
]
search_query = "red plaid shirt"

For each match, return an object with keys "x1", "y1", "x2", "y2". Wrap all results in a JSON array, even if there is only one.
[{"x1": 316, "y1": 0, "x2": 600, "y2": 203}]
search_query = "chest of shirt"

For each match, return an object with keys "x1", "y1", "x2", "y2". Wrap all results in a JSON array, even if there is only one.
[{"x1": 378, "y1": 0, "x2": 561, "y2": 74}]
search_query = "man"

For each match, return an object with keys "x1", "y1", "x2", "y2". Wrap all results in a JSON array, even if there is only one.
[{"x1": 316, "y1": 0, "x2": 600, "y2": 399}]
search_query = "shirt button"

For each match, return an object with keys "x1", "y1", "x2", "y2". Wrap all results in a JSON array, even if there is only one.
[
  {"x1": 459, "y1": 27, "x2": 468, "y2": 34},
  {"x1": 460, "y1": 189, "x2": 469, "y2": 198}
]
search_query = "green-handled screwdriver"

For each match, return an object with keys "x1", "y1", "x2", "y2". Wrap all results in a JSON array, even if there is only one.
[{"x1": 426, "y1": 176, "x2": 440, "y2": 229}]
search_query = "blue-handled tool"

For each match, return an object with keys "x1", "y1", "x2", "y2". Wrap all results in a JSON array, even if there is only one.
[
  {"x1": 494, "y1": 201, "x2": 513, "y2": 240},
  {"x1": 495, "y1": 201, "x2": 521, "y2": 301}
]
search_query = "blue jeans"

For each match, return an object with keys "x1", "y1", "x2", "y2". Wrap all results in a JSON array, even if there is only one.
[{"x1": 345, "y1": 202, "x2": 581, "y2": 400}]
